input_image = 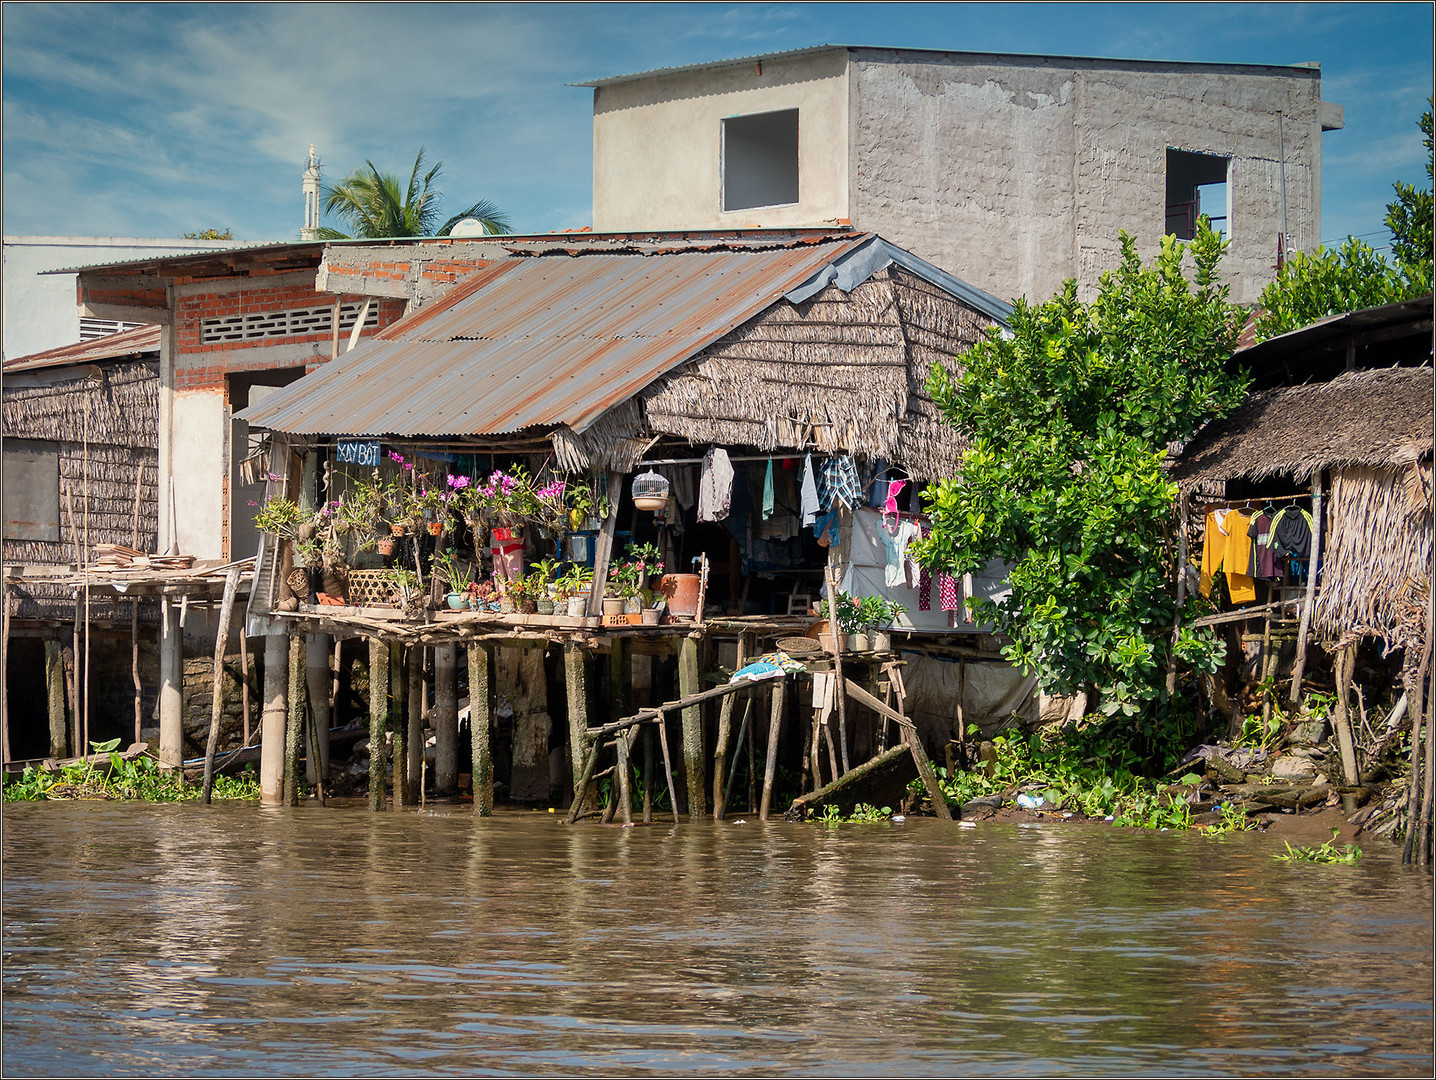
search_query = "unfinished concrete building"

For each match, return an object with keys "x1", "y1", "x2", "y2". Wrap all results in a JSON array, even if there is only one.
[{"x1": 584, "y1": 45, "x2": 1344, "y2": 305}]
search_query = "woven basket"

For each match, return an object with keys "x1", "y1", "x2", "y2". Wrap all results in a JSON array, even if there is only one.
[
  {"x1": 776, "y1": 636, "x2": 823, "y2": 655},
  {"x1": 347, "y1": 568, "x2": 399, "y2": 606},
  {"x1": 286, "y1": 568, "x2": 311, "y2": 601}
]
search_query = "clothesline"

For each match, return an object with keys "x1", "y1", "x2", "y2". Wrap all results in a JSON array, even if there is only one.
[{"x1": 1195, "y1": 491, "x2": 1311, "y2": 509}]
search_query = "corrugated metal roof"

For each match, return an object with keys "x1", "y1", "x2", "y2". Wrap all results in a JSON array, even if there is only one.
[
  {"x1": 238, "y1": 236, "x2": 873, "y2": 438},
  {"x1": 3, "y1": 324, "x2": 161, "y2": 371}
]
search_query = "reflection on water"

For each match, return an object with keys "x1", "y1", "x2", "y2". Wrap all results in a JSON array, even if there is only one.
[{"x1": 3, "y1": 802, "x2": 1431, "y2": 1076}]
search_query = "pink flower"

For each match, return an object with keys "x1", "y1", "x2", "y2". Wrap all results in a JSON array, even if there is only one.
[
  {"x1": 388, "y1": 451, "x2": 406, "y2": 464},
  {"x1": 447, "y1": 474, "x2": 470, "y2": 489}
]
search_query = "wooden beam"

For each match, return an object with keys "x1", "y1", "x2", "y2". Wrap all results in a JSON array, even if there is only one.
[
  {"x1": 1290, "y1": 473, "x2": 1324, "y2": 704},
  {"x1": 843, "y1": 677, "x2": 951, "y2": 821},
  {"x1": 201, "y1": 565, "x2": 241, "y2": 803},
  {"x1": 469, "y1": 641, "x2": 495, "y2": 816},
  {"x1": 587, "y1": 472, "x2": 626, "y2": 617}
]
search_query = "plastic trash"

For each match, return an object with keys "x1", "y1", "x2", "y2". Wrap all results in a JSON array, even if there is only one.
[
  {"x1": 1015, "y1": 793, "x2": 1045, "y2": 810},
  {"x1": 891, "y1": 815, "x2": 906, "y2": 823}
]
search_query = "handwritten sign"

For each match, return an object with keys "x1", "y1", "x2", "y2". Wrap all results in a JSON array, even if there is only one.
[{"x1": 336, "y1": 440, "x2": 380, "y2": 467}]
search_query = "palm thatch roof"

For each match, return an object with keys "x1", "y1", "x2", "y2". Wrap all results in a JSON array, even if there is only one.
[{"x1": 1170, "y1": 366, "x2": 1433, "y2": 487}]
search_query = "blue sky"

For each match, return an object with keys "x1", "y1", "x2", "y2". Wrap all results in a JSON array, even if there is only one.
[{"x1": 3, "y1": 2, "x2": 1431, "y2": 260}]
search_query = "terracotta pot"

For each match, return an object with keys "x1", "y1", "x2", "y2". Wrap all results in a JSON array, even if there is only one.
[
  {"x1": 640, "y1": 608, "x2": 662, "y2": 626},
  {"x1": 659, "y1": 573, "x2": 702, "y2": 617},
  {"x1": 390, "y1": 523, "x2": 405, "y2": 537},
  {"x1": 427, "y1": 521, "x2": 444, "y2": 536},
  {"x1": 376, "y1": 537, "x2": 396, "y2": 557}
]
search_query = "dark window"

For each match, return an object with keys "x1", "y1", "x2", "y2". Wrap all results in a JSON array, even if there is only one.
[
  {"x1": 1165, "y1": 149, "x2": 1229, "y2": 239},
  {"x1": 3, "y1": 440, "x2": 60, "y2": 542},
  {"x1": 722, "y1": 109, "x2": 799, "y2": 212}
]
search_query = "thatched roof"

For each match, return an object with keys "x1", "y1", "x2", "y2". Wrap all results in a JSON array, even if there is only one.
[{"x1": 1170, "y1": 366, "x2": 1433, "y2": 486}]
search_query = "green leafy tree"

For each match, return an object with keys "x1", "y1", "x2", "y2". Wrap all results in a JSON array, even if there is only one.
[
  {"x1": 317, "y1": 147, "x2": 511, "y2": 239},
  {"x1": 1386, "y1": 101, "x2": 1433, "y2": 272},
  {"x1": 913, "y1": 224, "x2": 1246, "y2": 738},
  {"x1": 1255, "y1": 103, "x2": 1432, "y2": 341},
  {"x1": 182, "y1": 228, "x2": 234, "y2": 240}
]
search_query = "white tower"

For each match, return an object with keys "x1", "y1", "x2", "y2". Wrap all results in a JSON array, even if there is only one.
[{"x1": 301, "y1": 145, "x2": 321, "y2": 241}]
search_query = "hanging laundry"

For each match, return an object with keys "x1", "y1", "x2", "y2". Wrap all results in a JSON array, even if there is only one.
[
  {"x1": 818, "y1": 455, "x2": 862, "y2": 511},
  {"x1": 1221, "y1": 508, "x2": 1257, "y2": 603},
  {"x1": 657, "y1": 464, "x2": 697, "y2": 510},
  {"x1": 883, "y1": 478, "x2": 908, "y2": 525},
  {"x1": 800, "y1": 454, "x2": 819, "y2": 526},
  {"x1": 1198, "y1": 507, "x2": 1230, "y2": 598},
  {"x1": 812, "y1": 508, "x2": 841, "y2": 547},
  {"x1": 762, "y1": 459, "x2": 775, "y2": 521},
  {"x1": 1247, "y1": 512, "x2": 1277, "y2": 579},
  {"x1": 905, "y1": 522, "x2": 925, "y2": 588},
  {"x1": 938, "y1": 572, "x2": 961, "y2": 611},
  {"x1": 697, "y1": 448, "x2": 733, "y2": 522},
  {"x1": 884, "y1": 519, "x2": 919, "y2": 587},
  {"x1": 1270, "y1": 507, "x2": 1314, "y2": 560},
  {"x1": 918, "y1": 566, "x2": 932, "y2": 611}
]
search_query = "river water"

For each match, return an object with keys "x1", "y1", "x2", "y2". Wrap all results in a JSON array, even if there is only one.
[{"x1": 2, "y1": 801, "x2": 1431, "y2": 1076}]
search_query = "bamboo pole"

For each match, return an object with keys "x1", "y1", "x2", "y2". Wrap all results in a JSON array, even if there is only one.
[
  {"x1": 132, "y1": 600, "x2": 143, "y2": 745},
  {"x1": 654, "y1": 713, "x2": 681, "y2": 824},
  {"x1": 201, "y1": 566, "x2": 242, "y2": 804},
  {"x1": 587, "y1": 473, "x2": 626, "y2": 617},
  {"x1": 368, "y1": 636, "x2": 388, "y2": 811},
  {"x1": 469, "y1": 641, "x2": 494, "y2": 816},
  {"x1": 844, "y1": 677, "x2": 952, "y2": 821},
  {"x1": 1290, "y1": 473, "x2": 1324, "y2": 704},
  {"x1": 642, "y1": 724, "x2": 654, "y2": 823},
  {"x1": 722, "y1": 695, "x2": 754, "y2": 817},
  {"x1": 679, "y1": 634, "x2": 704, "y2": 820},
  {"x1": 746, "y1": 698, "x2": 757, "y2": 813},
  {"x1": 407, "y1": 646, "x2": 423, "y2": 805},
  {"x1": 283, "y1": 629, "x2": 304, "y2": 806},
  {"x1": 1331, "y1": 641, "x2": 1360, "y2": 814},
  {"x1": 609, "y1": 636, "x2": 632, "y2": 820},
  {"x1": 759, "y1": 677, "x2": 786, "y2": 821},
  {"x1": 1167, "y1": 490, "x2": 1189, "y2": 696}
]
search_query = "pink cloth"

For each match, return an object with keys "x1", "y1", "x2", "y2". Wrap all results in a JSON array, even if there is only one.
[
  {"x1": 918, "y1": 568, "x2": 931, "y2": 611},
  {"x1": 938, "y1": 572, "x2": 960, "y2": 611},
  {"x1": 883, "y1": 479, "x2": 908, "y2": 524}
]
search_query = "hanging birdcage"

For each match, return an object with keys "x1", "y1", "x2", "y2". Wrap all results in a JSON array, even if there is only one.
[{"x1": 631, "y1": 469, "x2": 670, "y2": 511}]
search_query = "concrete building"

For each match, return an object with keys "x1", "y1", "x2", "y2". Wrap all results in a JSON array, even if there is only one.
[
  {"x1": 3, "y1": 236, "x2": 246, "y2": 361},
  {"x1": 584, "y1": 46, "x2": 1344, "y2": 305}
]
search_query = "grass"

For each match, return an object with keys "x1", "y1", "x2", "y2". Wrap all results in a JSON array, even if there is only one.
[{"x1": 3, "y1": 739, "x2": 260, "y2": 803}]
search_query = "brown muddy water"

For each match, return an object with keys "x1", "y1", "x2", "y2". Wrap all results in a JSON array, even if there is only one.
[{"x1": 2, "y1": 801, "x2": 1432, "y2": 1076}]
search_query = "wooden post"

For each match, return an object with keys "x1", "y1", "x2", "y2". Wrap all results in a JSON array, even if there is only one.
[
  {"x1": 240, "y1": 628, "x2": 252, "y2": 745},
  {"x1": 615, "y1": 726, "x2": 634, "y2": 825},
  {"x1": 1290, "y1": 473, "x2": 1324, "y2": 704},
  {"x1": 131, "y1": 600, "x2": 143, "y2": 746},
  {"x1": 679, "y1": 634, "x2": 704, "y2": 820},
  {"x1": 587, "y1": 472, "x2": 627, "y2": 617},
  {"x1": 609, "y1": 636, "x2": 632, "y2": 817},
  {"x1": 390, "y1": 643, "x2": 407, "y2": 806},
  {"x1": 713, "y1": 632, "x2": 751, "y2": 819},
  {"x1": 433, "y1": 642, "x2": 459, "y2": 793},
  {"x1": 823, "y1": 565, "x2": 852, "y2": 775},
  {"x1": 305, "y1": 633, "x2": 332, "y2": 785},
  {"x1": 368, "y1": 636, "x2": 388, "y2": 811},
  {"x1": 721, "y1": 694, "x2": 754, "y2": 819},
  {"x1": 759, "y1": 677, "x2": 787, "y2": 821},
  {"x1": 565, "y1": 642, "x2": 593, "y2": 813},
  {"x1": 157, "y1": 595, "x2": 184, "y2": 771},
  {"x1": 259, "y1": 629, "x2": 288, "y2": 805},
  {"x1": 201, "y1": 566, "x2": 241, "y2": 804},
  {"x1": 1331, "y1": 641, "x2": 1360, "y2": 812},
  {"x1": 654, "y1": 712, "x2": 682, "y2": 824},
  {"x1": 46, "y1": 639, "x2": 67, "y2": 758},
  {"x1": 283, "y1": 629, "x2": 305, "y2": 806},
  {"x1": 406, "y1": 645, "x2": 423, "y2": 804},
  {"x1": 469, "y1": 640, "x2": 495, "y2": 815},
  {"x1": 844, "y1": 677, "x2": 953, "y2": 821},
  {"x1": 0, "y1": 583, "x2": 9, "y2": 765},
  {"x1": 642, "y1": 724, "x2": 654, "y2": 823}
]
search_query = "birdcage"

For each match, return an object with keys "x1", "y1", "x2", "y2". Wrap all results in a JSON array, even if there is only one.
[{"x1": 631, "y1": 470, "x2": 670, "y2": 511}]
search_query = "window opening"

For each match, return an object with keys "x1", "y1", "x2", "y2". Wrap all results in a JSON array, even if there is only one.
[
  {"x1": 79, "y1": 317, "x2": 146, "y2": 339},
  {"x1": 722, "y1": 108, "x2": 799, "y2": 212},
  {"x1": 1165, "y1": 149, "x2": 1229, "y2": 239},
  {"x1": 200, "y1": 301, "x2": 378, "y2": 345}
]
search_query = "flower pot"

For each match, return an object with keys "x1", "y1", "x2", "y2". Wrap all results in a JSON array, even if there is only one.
[
  {"x1": 640, "y1": 608, "x2": 662, "y2": 626},
  {"x1": 498, "y1": 597, "x2": 516, "y2": 614},
  {"x1": 536, "y1": 598, "x2": 555, "y2": 615},
  {"x1": 517, "y1": 596, "x2": 537, "y2": 615},
  {"x1": 659, "y1": 573, "x2": 702, "y2": 617},
  {"x1": 375, "y1": 537, "x2": 396, "y2": 557},
  {"x1": 872, "y1": 629, "x2": 893, "y2": 652},
  {"x1": 849, "y1": 632, "x2": 870, "y2": 652},
  {"x1": 602, "y1": 596, "x2": 625, "y2": 617},
  {"x1": 624, "y1": 597, "x2": 642, "y2": 614},
  {"x1": 390, "y1": 523, "x2": 405, "y2": 537},
  {"x1": 491, "y1": 525, "x2": 523, "y2": 545},
  {"x1": 446, "y1": 592, "x2": 468, "y2": 610},
  {"x1": 427, "y1": 521, "x2": 444, "y2": 536},
  {"x1": 566, "y1": 596, "x2": 589, "y2": 618}
]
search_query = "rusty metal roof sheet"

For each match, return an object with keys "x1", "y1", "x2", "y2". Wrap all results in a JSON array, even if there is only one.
[
  {"x1": 3, "y1": 324, "x2": 161, "y2": 372},
  {"x1": 238, "y1": 236, "x2": 874, "y2": 438}
]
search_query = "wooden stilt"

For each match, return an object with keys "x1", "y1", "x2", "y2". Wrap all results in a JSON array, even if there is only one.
[
  {"x1": 566, "y1": 741, "x2": 603, "y2": 824},
  {"x1": 1331, "y1": 641, "x2": 1360, "y2": 812},
  {"x1": 809, "y1": 708, "x2": 823, "y2": 792},
  {"x1": 759, "y1": 677, "x2": 787, "y2": 821},
  {"x1": 1290, "y1": 473, "x2": 1324, "y2": 704},
  {"x1": 259, "y1": 630, "x2": 287, "y2": 804},
  {"x1": 202, "y1": 565, "x2": 241, "y2": 804},
  {"x1": 615, "y1": 726, "x2": 634, "y2": 825},
  {"x1": 824, "y1": 564, "x2": 852, "y2": 775},
  {"x1": 608, "y1": 637, "x2": 632, "y2": 822},
  {"x1": 565, "y1": 643, "x2": 594, "y2": 814},
  {"x1": 283, "y1": 629, "x2": 305, "y2": 805},
  {"x1": 469, "y1": 640, "x2": 495, "y2": 816},
  {"x1": 391, "y1": 643, "x2": 407, "y2": 807},
  {"x1": 654, "y1": 713, "x2": 681, "y2": 824},
  {"x1": 713, "y1": 633, "x2": 751, "y2": 819},
  {"x1": 46, "y1": 639, "x2": 67, "y2": 758},
  {"x1": 1402, "y1": 638, "x2": 1431, "y2": 865},
  {"x1": 305, "y1": 633, "x2": 332, "y2": 785},
  {"x1": 1166, "y1": 490, "x2": 1189, "y2": 696},
  {"x1": 642, "y1": 724, "x2": 654, "y2": 823},
  {"x1": 746, "y1": 696, "x2": 757, "y2": 813},
  {"x1": 240, "y1": 628, "x2": 252, "y2": 745},
  {"x1": 407, "y1": 646, "x2": 423, "y2": 805},
  {"x1": 678, "y1": 634, "x2": 704, "y2": 820},
  {"x1": 368, "y1": 636, "x2": 388, "y2": 811},
  {"x1": 844, "y1": 677, "x2": 952, "y2": 821},
  {"x1": 722, "y1": 694, "x2": 754, "y2": 817},
  {"x1": 131, "y1": 600, "x2": 143, "y2": 746},
  {"x1": 433, "y1": 642, "x2": 459, "y2": 793},
  {"x1": 0, "y1": 583, "x2": 9, "y2": 765}
]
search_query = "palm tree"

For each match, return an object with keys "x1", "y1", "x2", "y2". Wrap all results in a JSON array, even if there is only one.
[{"x1": 316, "y1": 148, "x2": 511, "y2": 239}]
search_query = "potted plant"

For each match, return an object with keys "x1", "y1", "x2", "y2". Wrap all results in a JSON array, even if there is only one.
[
  {"x1": 529, "y1": 558, "x2": 560, "y2": 614},
  {"x1": 864, "y1": 597, "x2": 906, "y2": 651},
  {"x1": 816, "y1": 591, "x2": 864, "y2": 652},
  {"x1": 469, "y1": 579, "x2": 497, "y2": 612},
  {"x1": 432, "y1": 550, "x2": 473, "y2": 609},
  {"x1": 253, "y1": 495, "x2": 306, "y2": 539},
  {"x1": 557, "y1": 565, "x2": 593, "y2": 617},
  {"x1": 388, "y1": 566, "x2": 424, "y2": 619}
]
